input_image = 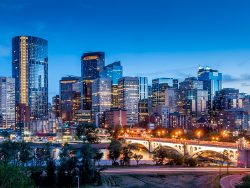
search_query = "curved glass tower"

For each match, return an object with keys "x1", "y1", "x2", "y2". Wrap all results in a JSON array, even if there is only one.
[{"x1": 12, "y1": 36, "x2": 48, "y2": 120}]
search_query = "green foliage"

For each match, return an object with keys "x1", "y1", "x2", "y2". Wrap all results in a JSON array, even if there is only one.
[
  {"x1": 184, "y1": 157, "x2": 197, "y2": 167},
  {"x1": 0, "y1": 163, "x2": 35, "y2": 188},
  {"x1": 236, "y1": 175, "x2": 250, "y2": 188},
  {"x1": 153, "y1": 146, "x2": 181, "y2": 165},
  {"x1": 108, "y1": 139, "x2": 122, "y2": 165},
  {"x1": 133, "y1": 153, "x2": 143, "y2": 165},
  {"x1": 0, "y1": 130, "x2": 10, "y2": 139},
  {"x1": 76, "y1": 123, "x2": 100, "y2": 143}
]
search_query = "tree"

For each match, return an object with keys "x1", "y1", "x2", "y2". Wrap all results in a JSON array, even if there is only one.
[
  {"x1": 153, "y1": 146, "x2": 180, "y2": 165},
  {"x1": 18, "y1": 141, "x2": 32, "y2": 166},
  {"x1": 76, "y1": 123, "x2": 100, "y2": 143},
  {"x1": 46, "y1": 159, "x2": 56, "y2": 187},
  {"x1": 133, "y1": 154, "x2": 143, "y2": 166},
  {"x1": 0, "y1": 130, "x2": 10, "y2": 139},
  {"x1": 108, "y1": 139, "x2": 122, "y2": 165},
  {"x1": 94, "y1": 151, "x2": 104, "y2": 166},
  {"x1": 0, "y1": 163, "x2": 35, "y2": 188},
  {"x1": 184, "y1": 157, "x2": 197, "y2": 167},
  {"x1": 236, "y1": 175, "x2": 250, "y2": 188}
]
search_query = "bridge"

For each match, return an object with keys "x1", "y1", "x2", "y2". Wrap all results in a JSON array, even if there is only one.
[{"x1": 124, "y1": 137, "x2": 250, "y2": 165}]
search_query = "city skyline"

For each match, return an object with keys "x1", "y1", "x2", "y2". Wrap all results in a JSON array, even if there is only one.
[{"x1": 1, "y1": 0, "x2": 250, "y2": 100}]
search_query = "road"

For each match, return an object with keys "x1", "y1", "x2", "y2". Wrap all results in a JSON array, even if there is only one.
[
  {"x1": 102, "y1": 167, "x2": 250, "y2": 174},
  {"x1": 220, "y1": 174, "x2": 245, "y2": 188}
]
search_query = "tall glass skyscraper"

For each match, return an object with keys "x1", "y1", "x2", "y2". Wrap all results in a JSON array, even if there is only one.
[
  {"x1": 198, "y1": 66, "x2": 222, "y2": 121},
  {"x1": 118, "y1": 77, "x2": 139, "y2": 126},
  {"x1": 81, "y1": 52, "x2": 105, "y2": 111},
  {"x1": 152, "y1": 78, "x2": 173, "y2": 107},
  {"x1": 0, "y1": 77, "x2": 15, "y2": 129},
  {"x1": 60, "y1": 76, "x2": 81, "y2": 122},
  {"x1": 100, "y1": 61, "x2": 123, "y2": 108},
  {"x1": 92, "y1": 78, "x2": 112, "y2": 126},
  {"x1": 12, "y1": 36, "x2": 48, "y2": 120}
]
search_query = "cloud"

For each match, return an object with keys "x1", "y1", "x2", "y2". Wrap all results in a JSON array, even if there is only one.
[
  {"x1": 241, "y1": 83, "x2": 250, "y2": 87},
  {"x1": 223, "y1": 74, "x2": 238, "y2": 82}
]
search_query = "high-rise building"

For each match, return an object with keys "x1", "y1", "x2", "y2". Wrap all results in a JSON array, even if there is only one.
[
  {"x1": 60, "y1": 76, "x2": 81, "y2": 122},
  {"x1": 173, "y1": 79, "x2": 179, "y2": 89},
  {"x1": 92, "y1": 78, "x2": 112, "y2": 126},
  {"x1": 152, "y1": 78, "x2": 174, "y2": 107},
  {"x1": 179, "y1": 77, "x2": 208, "y2": 117},
  {"x1": 0, "y1": 77, "x2": 15, "y2": 129},
  {"x1": 105, "y1": 109, "x2": 127, "y2": 129},
  {"x1": 214, "y1": 88, "x2": 242, "y2": 111},
  {"x1": 165, "y1": 87, "x2": 179, "y2": 113},
  {"x1": 118, "y1": 77, "x2": 139, "y2": 126},
  {"x1": 81, "y1": 52, "x2": 105, "y2": 111},
  {"x1": 12, "y1": 36, "x2": 48, "y2": 121},
  {"x1": 198, "y1": 66, "x2": 222, "y2": 121},
  {"x1": 138, "y1": 77, "x2": 149, "y2": 121},
  {"x1": 100, "y1": 61, "x2": 122, "y2": 108},
  {"x1": 52, "y1": 95, "x2": 61, "y2": 118}
]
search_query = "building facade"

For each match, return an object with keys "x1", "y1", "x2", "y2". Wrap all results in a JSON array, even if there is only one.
[
  {"x1": 81, "y1": 52, "x2": 105, "y2": 111},
  {"x1": 92, "y1": 78, "x2": 112, "y2": 126},
  {"x1": 60, "y1": 76, "x2": 81, "y2": 123},
  {"x1": 12, "y1": 36, "x2": 48, "y2": 121},
  {"x1": 118, "y1": 77, "x2": 139, "y2": 126},
  {"x1": 0, "y1": 77, "x2": 15, "y2": 129},
  {"x1": 100, "y1": 61, "x2": 123, "y2": 108}
]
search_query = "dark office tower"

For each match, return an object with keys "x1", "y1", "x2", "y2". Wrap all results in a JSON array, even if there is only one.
[
  {"x1": 198, "y1": 66, "x2": 222, "y2": 122},
  {"x1": 100, "y1": 61, "x2": 123, "y2": 108},
  {"x1": 52, "y1": 95, "x2": 61, "y2": 118},
  {"x1": 214, "y1": 88, "x2": 241, "y2": 111},
  {"x1": 173, "y1": 79, "x2": 179, "y2": 89},
  {"x1": 81, "y1": 52, "x2": 105, "y2": 111},
  {"x1": 152, "y1": 78, "x2": 173, "y2": 107},
  {"x1": 60, "y1": 76, "x2": 81, "y2": 123},
  {"x1": 12, "y1": 36, "x2": 48, "y2": 121}
]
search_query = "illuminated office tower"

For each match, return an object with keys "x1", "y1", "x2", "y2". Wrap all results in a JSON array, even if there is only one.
[
  {"x1": 81, "y1": 52, "x2": 105, "y2": 111},
  {"x1": 138, "y1": 77, "x2": 149, "y2": 121},
  {"x1": 179, "y1": 77, "x2": 208, "y2": 117},
  {"x1": 60, "y1": 76, "x2": 81, "y2": 122},
  {"x1": 198, "y1": 66, "x2": 222, "y2": 121},
  {"x1": 118, "y1": 77, "x2": 139, "y2": 126},
  {"x1": 100, "y1": 61, "x2": 123, "y2": 108},
  {"x1": 152, "y1": 78, "x2": 173, "y2": 107},
  {"x1": 0, "y1": 77, "x2": 15, "y2": 129},
  {"x1": 92, "y1": 78, "x2": 112, "y2": 126},
  {"x1": 12, "y1": 36, "x2": 48, "y2": 121}
]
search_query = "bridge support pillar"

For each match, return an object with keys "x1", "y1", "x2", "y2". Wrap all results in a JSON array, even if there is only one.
[{"x1": 238, "y1": 149, "x2": 250, "y2": 168}]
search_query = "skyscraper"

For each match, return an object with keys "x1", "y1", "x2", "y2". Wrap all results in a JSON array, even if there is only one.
[
  {"x1": 92, "y1": 78, "x2": 112, "y2": 126},
  {"x1": 118, "y1": 77, "x2": 139, "y2": 126},
  {"x1": 12, "y1": 36, "x2": 48, "y2": 120},
  {"x1": 198, "y1": 66, "x2": 222, "y2": 121},
  {"x1": 138, "y1": 77, "x2": 149, "y2": 122},
  {"x1": 0, "y1": 77, "x2": 15, "y2": 129},
  {"x1": 152, "y1": 78, "x2": 173, "y2": 107},
  {"x1": 81, "y1": 52, "x2": 105, "y2": 111},
  {"x1": 60, "y1": 76, "x2": 81, "y2": 122},
  {"x1": 100, "y1": 61, "x2": 123, "y2": 108},
  {"x1": 52, "y1": 95, "x2": 61, "y2": 118},
  {"x1": 179, "y1": 77, "x2": 208, "y2": 117}
]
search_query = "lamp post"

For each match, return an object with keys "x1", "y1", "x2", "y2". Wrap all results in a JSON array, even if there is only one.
[{"x1": 197, "y1": 131, "x2": 201, "y2": 143}]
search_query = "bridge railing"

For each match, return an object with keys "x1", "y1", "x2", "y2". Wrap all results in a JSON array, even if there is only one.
[{"x1": 123, "y1": 136, "x2": 247, "y2": 149}]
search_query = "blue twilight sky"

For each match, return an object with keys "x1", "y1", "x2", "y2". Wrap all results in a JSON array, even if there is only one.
[{"x1": 1, "y1": 0, "x2": 250, "y2": 100}]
